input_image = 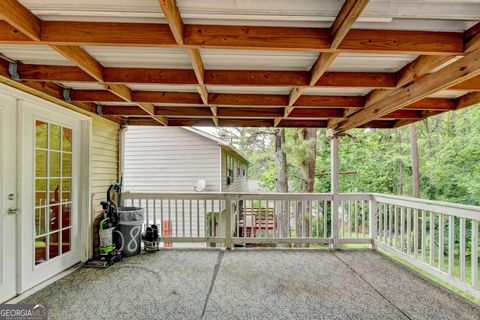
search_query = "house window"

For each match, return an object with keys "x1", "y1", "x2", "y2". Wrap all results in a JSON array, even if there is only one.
[
  {"x1": 237, "y1": 161, "x2": 241, "y2": 176},
  {"x1": 243, "y1": 167, "x2": 246, "y2": 177},
  {"x1": 226, "y1": 155, "x2": 234, "y2": 185}
]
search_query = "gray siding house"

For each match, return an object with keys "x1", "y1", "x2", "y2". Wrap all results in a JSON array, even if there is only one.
[
  {"x1": 123, "y1": 127, "x2": 248, "y2": 245},
  {"x1": 123, "y1": 126, "x2": 249, "y2": 193}
]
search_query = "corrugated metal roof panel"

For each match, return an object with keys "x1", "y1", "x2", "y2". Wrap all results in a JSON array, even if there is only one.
[
  {"x1": 303, "y1": 87, "x2": 370, "y2": 96},
  {"x1": 18, "y1": 0, "x2": 478, "y2": 31},
  {"x1": 0, "y1": 44, "x2": 74, "y2": 66},
  {"x1": 207, "y1": 85, "x2": 292, "y2": 95},
  {"x1": 329, "y1": 53, "x2": 418, "y2": 73},
  {"x1": 126, "y1": 84, "x2": 198, "y2": 92},
  {"x1": 59, "y1": 82, "x2": 106, "y2": 90},
  {"x1": 83, "y1": 46, "x2": 191, "y2": 68},
  {"x1": 201, "y1": 49, "x2": 317, "y2": 71}
]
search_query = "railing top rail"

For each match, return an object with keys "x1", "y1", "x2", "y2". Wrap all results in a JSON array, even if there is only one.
[
  {"x1": 122, "y1": 191, "x2": 373, "y2": 201},
  {"x1": 373, "y1": 193, "x2": 480, "y2": 220}
]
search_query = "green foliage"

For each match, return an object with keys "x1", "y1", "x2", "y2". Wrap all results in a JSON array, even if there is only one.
[{"x1": 217, "y1": 105, "x2": 480, "y2": 205}]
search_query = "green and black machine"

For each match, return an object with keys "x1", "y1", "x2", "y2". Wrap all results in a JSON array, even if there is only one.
[{"x1": 86, "y1": 179, "x2": 123, "y2": 268}]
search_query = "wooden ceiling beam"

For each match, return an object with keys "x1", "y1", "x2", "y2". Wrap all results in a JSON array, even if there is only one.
[
  {"x1": 289, "y1": 1, "x2": 369, "y2": 115},
  {"x1": 69, "y1": 89, "x2": 454, "y2": 110},
  {"x1": 0, "y1": 0, "x2": 41, "y2": 41},
  {"x1": 335, "y1": 47, "x2": 480, "y2": 132},
  {"x1": 0, "y1": 20, "x2": 463, "y2": 54},
  {"x1": 455, "y1": 91, "x2": 480, "y2": 110},
  {"x1": 159, "y1": 0, "x2": 184, "y2": 45},
  {"x1": 465, "y1": 21, "x2": 480, "y2": 53}
]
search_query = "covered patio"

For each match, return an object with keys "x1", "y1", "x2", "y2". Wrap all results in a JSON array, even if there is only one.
[
  {"x1": 0, "y1": 0, "x2": 479, "y2": 317},
  {"x1": 19, "y1": 249, "x2": 480, "y2": 320}
]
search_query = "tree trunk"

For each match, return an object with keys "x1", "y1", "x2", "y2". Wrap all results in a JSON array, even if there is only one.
[
  {"x1": 423, "y1": 119, "x2": 433, "y2": 158},
  {"x1": 296, "y1": 128, "x2": 317, "y2": 245},
  {"x1": 410, "y1": 124, "x2": 420, "y2": 198},
  {"x1": 275, "y1": 128, "x2": 288, "y2": 193},
  {"x1": 274, "y1": 129, "x2": 289, "y2": 239}
]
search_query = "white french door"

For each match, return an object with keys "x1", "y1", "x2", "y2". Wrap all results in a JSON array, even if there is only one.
[
  {"x1": 0, "y1": 93, "x2": 17, "y2": 302},
  {"x1": 18, "y1": 100, "x2": 84, "y2": 293}
]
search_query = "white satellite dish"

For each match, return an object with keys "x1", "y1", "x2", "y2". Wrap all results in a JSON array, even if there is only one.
[{"x1": 194, "y1": 179, "x2": 207, "y2": 192}]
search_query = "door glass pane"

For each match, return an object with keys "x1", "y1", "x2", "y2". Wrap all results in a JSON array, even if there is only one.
[
  {"x1": 49, "y1": 205, "x2": 60, "y2": 232},
  {"x1": 49, "y1": 232, "x2": 60, "y2": 259},
  {"x1": 62, "y1": 153, "x2": 71, "y2": 177},
  {"x1": 62, "y1": 178, "x2": 71, "y2": 203},
  {"x1": 49, "y1": 151, "x2": 61, "y2": 177},
  {"x1": 62, "y1": 229, "x2": 71, "y2": 254},
  {"x1": 34, "y1": 120, "x2": 74, "y2": 266},
  {"x1": 62, "y1": 204, "x2": 71, "y2": 228},
  {"x1": 35, "y1": 207, "x2": 47, "y2": 236},
  {"x1": 35, "y1": 236, "x2": 47, "y2": 265},
  {"x1": 62, "y1": 128, "x2": 72, "y2": 152},
  {"x1": 35, "y1": 150, "x2": 47, "y2": 177},
  {"x1": 49, "y1": 178, "x2": 60, "y2": 205},
  {"x1": 35, "y1": 121, "x2": 48, "y2": 149},
  {"x1": 35, "y1": 179, "x2": 47, "y2": 207},
  {"x1": 49, "y1": 124, "x2": 61, "y2": 150}
]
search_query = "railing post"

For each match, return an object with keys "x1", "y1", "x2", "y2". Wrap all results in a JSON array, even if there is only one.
[
  {"x1": 225, "y1": 195, "x2": 232, "y2": 249},
  {"x1": 369, "y1": 195, "x2": 377, "y2": 249},
  {"x1": 330, "y1": 134, "x2": 340, "y2": 249}
]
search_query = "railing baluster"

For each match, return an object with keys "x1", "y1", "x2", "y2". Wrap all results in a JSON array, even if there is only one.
[
  {"x1": 400, "y1": 206, "x2": 405, "y2": 253},
  {"x1": 348, "y1": 200, "x2": 352, "y2": 238},
  {"x1": 472, "y1": 219, "x2": 478, "y2": 289},
  {"x1": 168, "y1": 199, "x2": 172, "y2": 237},
  {"x1": 361, "y1": 200, "x2": 365, "y2": 238},
  {"x1": 429, "y1": 212, "x2": 435, "y2": 266},
  {"x1": 421, "y1": 210, "x2": 427, "y2": 262},
  {"x1": 160, "y1": 199, "x2": 164, "y2": 237},
  {"x1": 438, "y1": 213, "x2": 445, "y2": 271},
  {"x1": 406, "y1": 207, "x2": 411, "y2": 255},
  {"x1": 189, "y1": 200, "x2": 192, "y2": 237},
  {"x1": 353, "y1": 201, "x2": 358, "y2": 238},
  {"x1": 389, "y1": 204, "x2": 393, "y2": 246},
  {"x1": 393, "y1": 205, "x2": 397, "y2": 248},
  {"x1": 448, "y1": 215, "x2": 454, "y2": 276},
  {"x1": 182, "y1": 199, "x2": 185, "y2": 238},
  {"x1": 323, "y1": 200, "x2": 328, "y2": 238},
  {"x1": 460, "y1": 217, "x2": 466, "y2": 281},
  {"x1": 414, "y1": 209, "x2": 419, "y2": 259},
  {"x1": 383, "y1": 203, "x2": 388, "y2": 243}
]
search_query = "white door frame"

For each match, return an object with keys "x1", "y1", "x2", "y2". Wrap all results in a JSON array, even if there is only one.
[
  {"x1": 0, "y1": 83, "x2": 92, "y2": 294},
  {"x1": 0, "y1": 92, "x2": 18, "y2": 302}
]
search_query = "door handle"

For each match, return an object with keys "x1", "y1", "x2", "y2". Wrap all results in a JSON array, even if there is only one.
[{"x1": 8, "y1": 207, "x2": 17, "y2": 215}]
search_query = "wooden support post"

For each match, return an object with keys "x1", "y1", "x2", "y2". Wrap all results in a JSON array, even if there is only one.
[
  {"x1": 330, "y1": 134, "x2": 340, "y2": 249},
  {"x1": 225, "y1": 195, "x2": 232, "y2": 250}
]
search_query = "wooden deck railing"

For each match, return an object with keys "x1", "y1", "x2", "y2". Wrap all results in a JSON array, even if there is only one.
[{"x1": 122, "y1": 191, "x2": 480, "y2": 299}]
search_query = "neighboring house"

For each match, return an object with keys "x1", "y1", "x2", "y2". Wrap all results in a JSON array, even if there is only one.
[
  {"x1": 123, "y1": 126, "x2": 249, "y2": 193},
  {"x1": 123, "y1": 127, "x2": 249, "y2": 243}
]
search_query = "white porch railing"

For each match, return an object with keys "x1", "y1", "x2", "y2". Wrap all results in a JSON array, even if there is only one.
[
  {"x1": 122, "y1": 191, "x2": 480, "y2": 299},
  {"x1": 372, "y1": 193, "x2": 479, "y2": 300}
]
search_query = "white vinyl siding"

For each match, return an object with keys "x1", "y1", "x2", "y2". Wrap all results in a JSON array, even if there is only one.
[
  {"x1": 123, "y1": 127, "x2": 221, "y2": 192},
  {"x1": 221, "y1": 148, "x2": 248, "y2": 192},
  {"x1": 91, "y1": 118, "x2": 119, "y2": 220}
]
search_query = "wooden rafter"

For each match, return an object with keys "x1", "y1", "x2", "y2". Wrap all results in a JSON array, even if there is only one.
[
  {"x1": 159, "y1": 0, "x2": 217, "y2": 125},
  {"x1": 287, "y1": 0, "x2": 369, "y2": 116},
  {"x1": 0, "y1": 1, "x2": 478, "y2": 130},
  {"x1": 335, "y1": 47, "x2": 480, "y2": 132},
  {"x1": 0, "y1": 0, "x2": 167, "y2": 126}
]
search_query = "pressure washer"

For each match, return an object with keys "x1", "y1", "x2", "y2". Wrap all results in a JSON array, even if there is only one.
[{"x1": 85, "y1": 179, "x2": 123, "y2": 268}]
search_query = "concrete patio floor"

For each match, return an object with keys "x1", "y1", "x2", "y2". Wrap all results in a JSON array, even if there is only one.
[{"x1": 21, "y1": 249, "x2": 479, "y2": 320}]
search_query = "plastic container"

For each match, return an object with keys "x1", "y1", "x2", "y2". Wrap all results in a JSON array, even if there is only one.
[{"x1": 114, "y1": 207, "x2": 144, "y2": 257}]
